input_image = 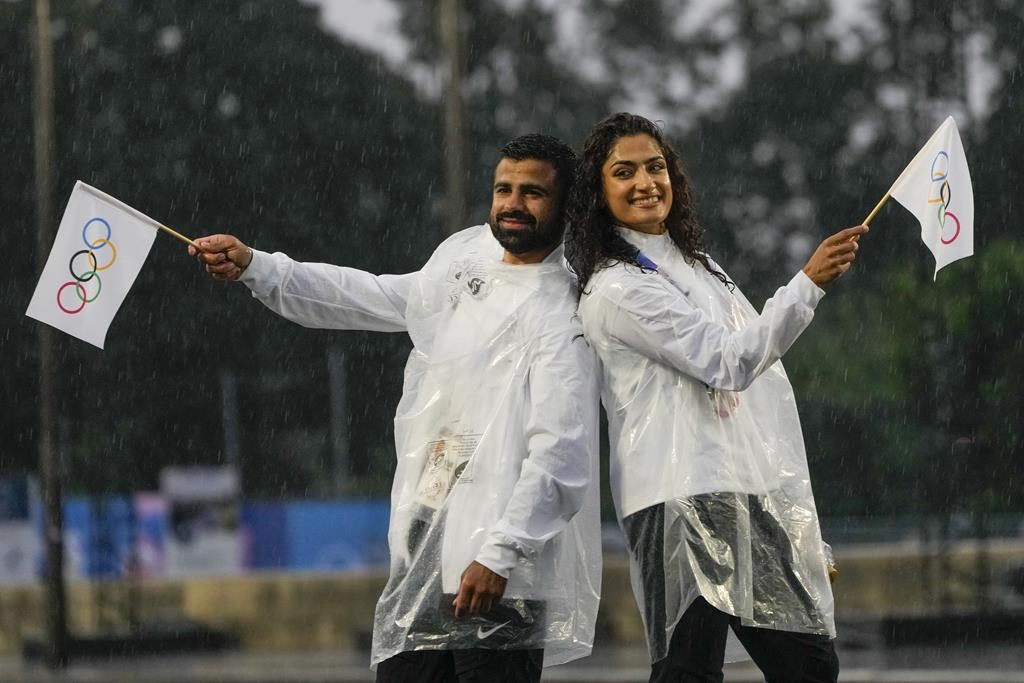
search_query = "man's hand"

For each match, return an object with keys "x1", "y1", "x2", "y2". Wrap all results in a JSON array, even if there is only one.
[
  {"x1": 801, "y1": 224, "x2": 869, "y2": 287},
  {"x1": 452, "y1": 561, "x2": 507, "y2": 618},
  {"x1": 188, "y1": 234, "x2": 254, "y2": 282}
]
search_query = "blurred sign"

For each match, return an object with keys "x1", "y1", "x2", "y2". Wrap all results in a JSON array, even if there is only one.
[
  {"x1": 0, "y1": 475, "x2": 40, "y2": 584},
  {"x1": 135, "y1": 493, "x2": 168, "y2": 578},
  {"x1": 161, "y1": 466, "x2": 242, "y2": 577}
]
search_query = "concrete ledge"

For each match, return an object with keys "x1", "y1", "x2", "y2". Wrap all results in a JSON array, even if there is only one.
[{"x1": 3, "y1": 540, "x2": 1023, "y2": 656}]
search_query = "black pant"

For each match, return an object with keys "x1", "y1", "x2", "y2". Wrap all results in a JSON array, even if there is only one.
[
  {"x1": 623, "y1": 500, "x2": 838, "y2": 683},
  {"x1": 376, "y1": 648, "x2": 544, "y2": 683}
]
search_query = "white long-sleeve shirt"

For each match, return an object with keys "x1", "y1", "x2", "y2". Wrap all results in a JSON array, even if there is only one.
[{"x1": 241, "y1": 225, "x2": 601, "y2": 666}]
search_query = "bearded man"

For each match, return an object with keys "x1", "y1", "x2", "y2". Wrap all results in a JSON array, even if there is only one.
[{"x1": 190, "y1": 134, "x2": 601, "y2": 683}]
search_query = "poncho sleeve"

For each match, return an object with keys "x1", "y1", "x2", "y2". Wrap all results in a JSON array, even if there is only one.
[
  {"x1": 474, "y1": 327, "x2": 599, "y2": 578},
  {"x1": 240, "y1": 249, "x2": 417, "y2": 332},
  {"x1": 596, "y1": 268, "x2": 824, "y2": 391}
]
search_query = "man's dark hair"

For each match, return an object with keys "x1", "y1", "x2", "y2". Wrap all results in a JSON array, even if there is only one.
[
  {"x1": 499, "y1": 134, "x2": 578, "y2": 198},
  {"x1": 564, "y1": 112, "x2": 730, "y2": 296}
]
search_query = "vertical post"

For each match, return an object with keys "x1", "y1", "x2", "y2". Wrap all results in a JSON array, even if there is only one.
[
  {"x1": 440, "y1": 0, "x2": 466, "y2": 235},
  {"x1": 221, "y1": 369, "x2": 241, "y2": 467},
  {"x1": 327, "y1": 348, "x2": 349, "y2": 493},
  {"x1": 31, "y1": 0, "x2": 68, "y2": 668}
]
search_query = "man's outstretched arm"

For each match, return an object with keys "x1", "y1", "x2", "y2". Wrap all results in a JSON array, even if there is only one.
[{"x1": 190, "y1": 233, "x2": 416, "y2": 333}]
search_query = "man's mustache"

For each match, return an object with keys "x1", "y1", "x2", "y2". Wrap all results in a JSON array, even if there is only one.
[{"x1": 495, "y1": 211, "x2": 536, "y2": 226}]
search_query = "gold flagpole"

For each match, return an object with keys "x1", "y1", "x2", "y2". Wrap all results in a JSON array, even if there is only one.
[
  {"x1": 158, "y1": 223, "x2": 201, "y2": 249},
  {"x1": 862, "y1": 193, "x2": 890, "y2": 226}
]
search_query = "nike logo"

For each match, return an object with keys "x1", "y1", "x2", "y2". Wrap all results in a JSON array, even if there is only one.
[{"x1": 477, "y1": 620, "x2": 511, "y2": 640}]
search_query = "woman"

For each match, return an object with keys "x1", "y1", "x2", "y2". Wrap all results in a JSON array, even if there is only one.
[{"x1": 565, "y1": 112, "x2": 865, "y2": 683}]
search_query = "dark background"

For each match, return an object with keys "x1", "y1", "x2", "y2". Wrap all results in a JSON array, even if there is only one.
[{"x1": 2, "y1": 0, "x2": 1021, "y2": 535}]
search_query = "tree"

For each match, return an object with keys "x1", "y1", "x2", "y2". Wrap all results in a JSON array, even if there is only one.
[{"x1": 1, "y1": 0, "x2": 440, "y2": 497}]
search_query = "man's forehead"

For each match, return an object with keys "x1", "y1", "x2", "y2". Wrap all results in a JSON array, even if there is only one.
[{"x1": 493, "y1": 157, "x2": 558, "y2": 185}]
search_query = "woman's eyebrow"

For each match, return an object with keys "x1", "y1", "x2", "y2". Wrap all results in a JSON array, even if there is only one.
[{"x1": 610, "y1": 155, "x2": 664, "y2": 167}]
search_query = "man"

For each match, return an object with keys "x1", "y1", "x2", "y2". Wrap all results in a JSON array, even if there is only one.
[{"x1": 190, "y1": 134, "x2": 601, "y2": 683}]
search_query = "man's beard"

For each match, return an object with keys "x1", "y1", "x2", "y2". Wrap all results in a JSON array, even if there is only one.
[{"x1": 489, "y1": 211, "x2": 564, "y2": 255}]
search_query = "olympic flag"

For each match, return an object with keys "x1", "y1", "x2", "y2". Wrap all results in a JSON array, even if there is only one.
[
  {"x1": 26, "y1": 181, "x2": 158, "y2": 349},
  {"x1": 887, "y1": 116, "x2": 974, "y2": 278}
]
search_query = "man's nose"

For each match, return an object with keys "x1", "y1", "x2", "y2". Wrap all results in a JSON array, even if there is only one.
[{"x1": 506, "y1": 190, "x2": 526, "y2": 210}]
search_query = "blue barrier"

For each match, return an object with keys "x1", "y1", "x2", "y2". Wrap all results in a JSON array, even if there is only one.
[{"x1": 48, "y1": 497, "x2": 391, "y2": 579}]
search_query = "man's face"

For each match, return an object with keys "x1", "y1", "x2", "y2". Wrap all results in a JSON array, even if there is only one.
[{"x1": 488, "y1": 157, "x2": 564, "y2": 261}]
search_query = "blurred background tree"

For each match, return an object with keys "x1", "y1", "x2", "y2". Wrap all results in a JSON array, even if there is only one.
[
  {"x1": 2, "y1": 0, "x2": 1021, "y2": 531},
  {"x1": 2, "y1": 0, "x2": 438, "y2": 498}
]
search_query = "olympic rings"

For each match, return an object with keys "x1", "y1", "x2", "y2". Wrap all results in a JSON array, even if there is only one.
[
  {"x1": 89, "y1": 238, "x2": 117, "y2": 270},
  {"x1": 69, "y1": 249, "x2": 98, "y2": 282},
  {"x1": 927, "y1": 150, "x2": 960, "y2": 245},
  {"x1": 82, "y1": 217, "x2": 111, "y2": 249},
  {"x1": 930, "y1": 151, "x2": 949, "y2": 181},
  {"x1": 941, "y1": 212, "x2": 961, "y2": 245},
  {"x1": 57, "y1": 282, "x2": 87, "y2": 314},
  {"x1": 56, "y1": 216, "x2": 117, "y2": 315},
  {"x1": 77, "y1": 271, "x2": 101, "y2": 302}
]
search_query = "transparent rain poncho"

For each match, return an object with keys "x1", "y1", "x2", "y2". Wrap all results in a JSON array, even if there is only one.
[
  {"x1": 241, "y1": 225, "x2": 601, "y2": 669},
  {"x1": 578, "y1": 228, "x2": 836, "y2": 663}
]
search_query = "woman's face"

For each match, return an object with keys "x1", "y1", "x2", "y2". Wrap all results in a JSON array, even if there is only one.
[{"x1": 601, "y1": 134, "x2": 673, "y2": 235}]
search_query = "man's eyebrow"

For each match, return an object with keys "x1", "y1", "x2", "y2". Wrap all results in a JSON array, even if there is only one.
[{"x1": 493, "y1": 181, "x2": 549, "y2": 194}]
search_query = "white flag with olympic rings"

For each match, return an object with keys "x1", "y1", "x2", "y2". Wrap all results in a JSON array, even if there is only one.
[
  {"x1": 888, "y1": 116, "x2": 975, "y2": 279},
  {"x1": 26, "y1": 181, "x2": 158, "y2": 349}
]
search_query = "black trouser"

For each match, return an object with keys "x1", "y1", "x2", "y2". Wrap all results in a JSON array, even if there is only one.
[
  {"x1": 622, "y1": 500, "x2": 838, "y2": 683},
  {"x1": 376, "y1": 648, "x2": 544, "y2": 683},
  {"x1": 376, "y1": 518, "x2": 545, "y2": 682}
]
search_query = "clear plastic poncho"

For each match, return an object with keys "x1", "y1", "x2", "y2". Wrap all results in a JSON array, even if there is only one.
[
  {"x1": 578, "y1": 228, "x2": 836, "y2": 663},
  {"x1": 241, "y1": 226, "x2": 601, "y2": 669}
]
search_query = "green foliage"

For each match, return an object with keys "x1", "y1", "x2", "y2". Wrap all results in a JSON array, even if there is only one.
[
  {"x1": 2, "y1": 0, "x2": 438, "y2": 497},
  {"x1": 3, "y1": 0, "x2": 1022, "y2": 522},
  {"x1": 394, "y1": 0, "x2": 614, "y2": 214}
]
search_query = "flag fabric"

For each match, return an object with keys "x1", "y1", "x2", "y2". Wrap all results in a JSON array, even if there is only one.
[
  {"x1": 887, "y1": 116, "x2": 974, "y2": 278},
  {"x1": 26, "y1": 181, "x2": 158, "y2": 349}
]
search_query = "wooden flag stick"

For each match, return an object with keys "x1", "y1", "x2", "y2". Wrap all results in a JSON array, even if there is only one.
[
  {"x1": 862, "y1": 193, "x2": 890, "y2": 226},
  {"x1": 158, "y1": 223, "x2": 201, "y2": 250}
]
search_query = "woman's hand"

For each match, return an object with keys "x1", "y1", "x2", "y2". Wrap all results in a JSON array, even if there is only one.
[{"x1": 802, "y1": 225, "x2": 869, "y2": 287}]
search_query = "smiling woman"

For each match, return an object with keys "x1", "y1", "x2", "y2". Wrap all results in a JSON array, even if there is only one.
[
  {"x1": 565, "y1": 112, "x2": 867, "y2": 683},
  {"x1": 566, "y1": 113, "x2": 730, "y2": 297},
  {"x1": 600, "y1": 134, "x2": 674, "y2": 235}
]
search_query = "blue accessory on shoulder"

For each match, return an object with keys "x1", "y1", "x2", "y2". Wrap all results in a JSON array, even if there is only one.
[{"x1": 635, "y1": 250, "x2": 659, "y2": 272}]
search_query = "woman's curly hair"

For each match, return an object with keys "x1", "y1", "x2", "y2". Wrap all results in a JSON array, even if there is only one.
[{"x1": 565, "y1": 112, "x2": 729, "y2": 296}]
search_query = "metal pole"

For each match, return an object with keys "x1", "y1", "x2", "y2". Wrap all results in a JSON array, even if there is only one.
[
  {"x1": 327, "y1": 348, "x2": 350, "y2": 493},
  {"x1": 220, "y1": 368, "x2": 241, "y2": 467},
  {"x1": 440, "y1": 0, "x2": 466, "y2": 235},
  {"x1": 31, "y1": 0, "x2": 68, "y2": 668}
]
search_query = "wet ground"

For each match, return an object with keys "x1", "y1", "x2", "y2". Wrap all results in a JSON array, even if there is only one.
[{"x1": 3, "y1": 636, "x2": 1024, "y2": 683}]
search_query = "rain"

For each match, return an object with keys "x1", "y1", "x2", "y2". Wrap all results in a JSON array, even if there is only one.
[{"x1": 1, "y1": 0, "x2": 1023, "y2": 681}]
